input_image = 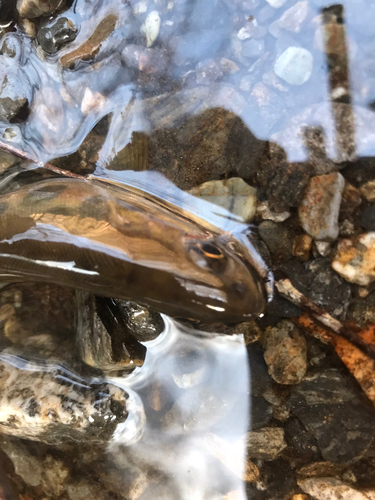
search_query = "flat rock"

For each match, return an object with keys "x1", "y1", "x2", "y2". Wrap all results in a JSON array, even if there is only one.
[
  {"x1": 274, "y1": 47, "x2": 313, "y2": 85},
  {"x1": 290, "y1": 369, "x2": 375, "y2": 462},
  {"x1": 277, "y1": 1, "x2": 308, "y2": 33},
  {"x1": 263, "y1": 319, "x2": 307, "y2": 385},
  {"x1": 306, "y1": 258, "x2": 352, "y2": 320},
  {"x1": 332, "y1": 232, "x2": 375, "y2": 286},
  {"x1": 298, "y1": 172, "x2": 345, "y2": 241},
  {"x1": 246, "y1": 427, "x2": 287, "y2": 460},
  {"x1": 189, "y1": 178, "x2": 257, "y2": 222},
  {"x1": 298, "y1": 477, "x2": 375, "y2": 500},
  {"x1": 60, "y1": 14, "x2": 118, "y2": 67}
]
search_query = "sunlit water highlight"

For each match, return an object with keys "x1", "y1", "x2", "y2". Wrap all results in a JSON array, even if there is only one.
[{"x1": 108, "y1": 316, "x2": 250, "y2": 500}]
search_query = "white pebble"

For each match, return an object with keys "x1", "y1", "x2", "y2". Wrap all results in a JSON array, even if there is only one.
[
  {"x1": 141, "y1": 11, "x2": 161, "y2": 48},
  {"x1": 274, "y1": 46, "x2": 313, "y2": 85}
]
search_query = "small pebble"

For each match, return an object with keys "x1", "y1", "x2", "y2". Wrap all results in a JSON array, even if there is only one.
[
  {"x1": 242, "y1": 39, "x2": 265, "y2": 59},
  {"x1": 298, "y1": 477, "x2": 374, "y2": 500},
  {"x1": 189, "y1": 178, "x2": 257, "y2": 222},
  {"x1": 274, "y1": 46, "x2": 313, "y2": 85},
  {"x1": 263, "y1": 319, "x2": 307, "y2": 385},
  {"x1": 277, "y1": 1, "x2": 308, "y2": 33},
  {"x1": 246, "y1": 427, "x2": 287, "y2": 460},
  {"x1": 196, "y1": 59, "x2": 223, "y2": 85},
  {"x1": 340, "y1": 182, "x2": 362, "y2": 218},
  {"x1": 141, "y1": 11, "x2": 161, "y2": 48},
  {"x1": 360, "y1": 205, "x2": 375, "y2": 231},
  {"x1": 257, "y1": 200, "x2": 291, "y2": 222},
  {"x1": 332, "y1": 232, "x2": 375, "y2": 286},
  {"x1": 258, "y1": 220, "x2": 293, "y2": 260},
  {"x1": 292, "y1": 234, "x2": 313, "y2": 261},
  {"x1": 37, "y1": 17, "x2": 78, "y2": 54},
  {"x1": 314, "y1": 240, "x2": 331, "y2": 257},
  {"x1": 359, "y1": 180, "x2": 375, "y2": 202},
  {"x1": 299, "y1": 172, "x2": 345, "y2": 242}
]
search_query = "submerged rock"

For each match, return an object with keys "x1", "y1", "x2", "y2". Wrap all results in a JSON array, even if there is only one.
[
  {"x1": 189, "y1": 177, "x2": 257, "y2": 222},
  {"x1": 332, "y1": 232, "x2": 375, "y2": 286},
  {"x1": 37, "y1": 17, "x2": 78, "y2": 54},
  {"x1": 263, "y1": 319, "x2": 307, "y2": 385},
  {"x1": 298, "y1": 477, "x2": 375, "y2": 500},
  {"x1": 246, "y1": 427, "x2": 287, "y2": 460},
  {"x1": 290, "y1": 370, "x2": 375, "y2": 462},
  {"x1": 274, "y1": 47, "x2": 313, "y2": 85},
  {"x1": 16, "y1": 0, "x2": 61, "y2": 18},
  {"x1": 298, "y1": 173, "x2": 345, "y2": 242},
  {"x1": 0, "y1": 354, "x2": 137, "y2": 445}
]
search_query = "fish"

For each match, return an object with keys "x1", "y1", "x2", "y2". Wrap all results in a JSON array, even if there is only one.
[{"x1": 0, "y1": 170, "x2": 272, "y2": 322}]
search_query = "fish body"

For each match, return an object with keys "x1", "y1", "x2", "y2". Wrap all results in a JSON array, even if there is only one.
[{"x1": 0, "y1": 173, "x2": 268, "y2": 322}]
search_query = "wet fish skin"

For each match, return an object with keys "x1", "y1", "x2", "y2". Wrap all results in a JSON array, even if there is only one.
[{"x1": 0, "y1": 178, "x2": 266, "y2": 322}]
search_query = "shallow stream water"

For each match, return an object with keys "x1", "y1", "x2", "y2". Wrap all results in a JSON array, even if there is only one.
[{"x1": 0, "y1": 0, "x2": 375, "y2": 499}]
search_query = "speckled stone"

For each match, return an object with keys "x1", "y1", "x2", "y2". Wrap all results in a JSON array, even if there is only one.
[
  {"x1": 189, "y1": 177, "x2": 257, "y2": 222},
  {"x1": 0, "y1": 354, "x2": 141, "y2": 445},
  {"x1": 263, "y1": 319, "x2": 307, "y2": 385},
  {"x1": 332, "y1": 232, "x2": 375, "y2": 286},
  {"x1": 298, "y1": 173, "x2": 345, "y2": 241}
]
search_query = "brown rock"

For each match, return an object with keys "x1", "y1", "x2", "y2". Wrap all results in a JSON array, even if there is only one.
[
  {"x1": 263, "y1": 319, "x2": 307, "y2": 385},
  {"x1": 340, "y1": 182, "x2": 362, "y2": 219},
  {"x1": 298, "y1": 172, "x2": 345, "y2": 241},
  {"x1": 60, "y1": 14, "x2": 118, "y2": 67},
  {"x1": 17, "y1": 0, "x2": 62, "y2": 18},
  {"x1": 332, "y1": 232, "x2": 375, "y2": 286},
  {"x1": 292, "y1": 234, "x2": 313, "y2": 261}
]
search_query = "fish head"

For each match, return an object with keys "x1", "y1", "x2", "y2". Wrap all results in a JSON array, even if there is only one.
[{"x1": 183, "y1": 233, "x2": 267, "y2": 322}]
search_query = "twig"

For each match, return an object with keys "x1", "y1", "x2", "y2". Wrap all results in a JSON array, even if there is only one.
[
  {"x1": 276, "y1": 278, "x2": 375, "y2": 361},
  {"x1": 0, "y1": 140, "x2": 85, "y2": 180}
]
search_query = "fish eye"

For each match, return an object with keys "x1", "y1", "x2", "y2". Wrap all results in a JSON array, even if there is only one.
[
  {"x1": 197, "y1": 242, "x2": 224, "y2": 259},
  {"x1": 187, "y1": 239, "x2": 228, "y2": 272}
]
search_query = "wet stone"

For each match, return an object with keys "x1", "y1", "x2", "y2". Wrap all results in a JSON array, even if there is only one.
[
  {"x1": 298, "y1": 172, "x2": 345, "y2": 242},
  {"x1": 246, "y1": 427, "x2": 287, "y2": 460},
  {"x1": 263, "y1": 319, "x2": 307, "y2": 385},
  {"x1": 306, "y1": 258, "x2": 352, "y2": 320},
  {"x1": 332, "y1": 232, "x2": 375, "y2": 286},
  {"x1": 122, "y1": 44, "x2": 168, "y2": 75},
  {"x1": 276, "y1": 1, "x2": 309, "y2": 33},
  {"x1": 120, "y1": 301, "x2": 164, "y2": 343},
  {"x1": 189, "y1": 178, "x2": 257, "y2": 222},
  {"x1": 60, "y1": 14, "x2": 118, "y2": 68},
  {"x1": 241, "y1": 39, "x2": 265, "y2": 59},
  {"x1": 298, "y1": 477, "x2": 375, "y2": 500},
  {"x1": 274, "y1": 47, "x2": 313, "y2": 85},
  {"x1": 290, "y1": 369, "x2": 375, "y2": 463},
  {"x1": 346, "y1": 290, "x2": 375, "y2": 328},
  {"x1": 257, "y1": 143, "x2": 312, "y2": 211},
  {"x1": 284, "y1": 417, "x2": 321, "y2": 463},
  {"x1": 195, "y1": 58, "x2": 223, "y2": 85},
  {"x1": 292, "y1": 234, "x2": 313, "y2": 261},
  {"x1": 16, "y1": 0, "x2": 62, "y2": 18},
  {"x1": 360, "y1": 205, "x2": 375, "y2": 231},
  {"x1": 340, "y1": 182, "x2": 362, "y2": 219},
  {"x1": 258, "y1": 220, "x2": 293, "y2": 261},
  {"x1": 37, "y1": 17, "x2": 78, "y2": 54}
]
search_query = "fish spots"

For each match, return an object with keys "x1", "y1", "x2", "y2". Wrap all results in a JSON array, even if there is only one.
[
  {"x1": 0, "y1": 202, "x2": 9, "y2": 215},
  {"x1": 26, "y1": 397, "x2": 40, "y2": 417},
  {"x1": 80, "y1": 196, "x2": 110, "y2": 220},
  {"x1": 22, "y1": 183, "x2": 66, "y2": 204}
]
